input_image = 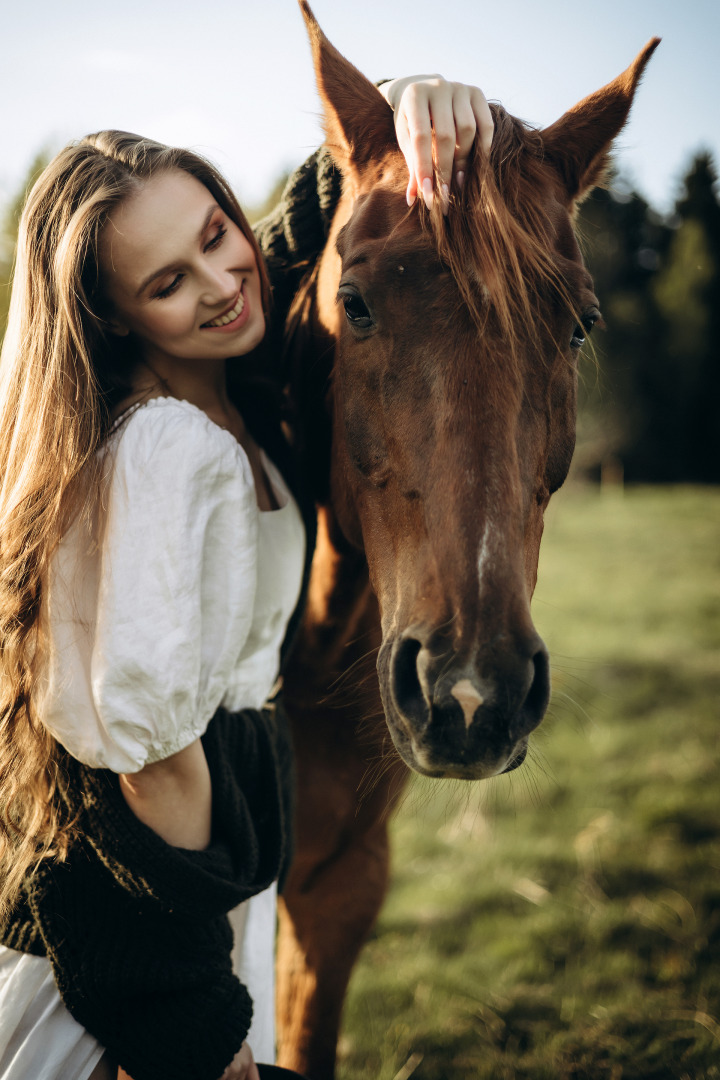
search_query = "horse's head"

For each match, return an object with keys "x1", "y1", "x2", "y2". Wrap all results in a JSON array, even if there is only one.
[{"x1": 297, "y1": 1, "x2": 657, "y2": 780}]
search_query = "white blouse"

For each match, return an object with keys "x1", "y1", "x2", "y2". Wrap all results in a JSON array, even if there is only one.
[{"x1": 36, "y1": 395, "x2": 305, "y2": 772}]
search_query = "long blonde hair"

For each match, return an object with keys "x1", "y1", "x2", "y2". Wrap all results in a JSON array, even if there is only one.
[{"x1": 0, "y1": 131, "x2": 270, "y2": 918}]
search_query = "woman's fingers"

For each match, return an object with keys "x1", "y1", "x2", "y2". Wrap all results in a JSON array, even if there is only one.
[
  {"x1": 470, "y1": 85, "x2": 494, "y2": 158},
  {"x1": 451, "y1": 88, "x2": 485, "y2": 180},
  {"x1": 394, "y1": 82, "x2": 434, "y2": 206},
  {"x1": 426, "y1": 90, "x2": 456, "y2": 204},
  {"x1": 392, "y1": 77, "x2": 495, "y2": 211},
  {"x1": 380, "y1": 74, "x2": 436, "y2": 203},
  {"x1": 396, "y1": 78, "x2": 448, "y2": 207},
  {"x1": 219, "y1": 1041, "x2": 258, "y2": 1080}
]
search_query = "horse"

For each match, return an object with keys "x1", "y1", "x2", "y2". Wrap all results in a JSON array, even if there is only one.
[{"x1": 277, "y1": 6, "x2": 658, "y2": 1077}]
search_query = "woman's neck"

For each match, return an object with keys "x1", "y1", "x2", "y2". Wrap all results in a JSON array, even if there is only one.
[{"x1": 126, "y1": 353, "x2": 236, "y2": 422}]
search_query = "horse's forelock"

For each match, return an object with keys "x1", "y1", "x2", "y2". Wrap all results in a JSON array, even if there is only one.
[{"x1": 423, "y1": 105, "x2": 580, "y2": 364}]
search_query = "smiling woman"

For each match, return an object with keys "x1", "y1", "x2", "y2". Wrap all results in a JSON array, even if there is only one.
[
  {"x1": 0, "y1": 129, "x2": 296, "y2": 1080},
  {"x1": 0, "y1": 58, "x2": 495, "y2": 1080}
]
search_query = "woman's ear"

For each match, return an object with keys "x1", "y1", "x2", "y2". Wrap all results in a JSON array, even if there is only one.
[
  {"x1": 90, "y1": 289, "x2": 129, "y2": 338},
  {"x1": 106, "y1": 318, "x2": 130, "y2": 338},
  {"x1": 97, "y1": 299, "x2": 129, "y2": 337}
]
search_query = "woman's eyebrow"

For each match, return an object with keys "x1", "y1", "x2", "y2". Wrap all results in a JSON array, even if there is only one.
[{"x1": 135, "y1": 204, "x2": 220, "y2": 297}]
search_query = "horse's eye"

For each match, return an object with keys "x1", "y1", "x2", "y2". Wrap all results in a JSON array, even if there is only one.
[
  {"x1": 570, "y1": 309, "x2": 601, "y2": 349},
  {"x1": 338, "y1": 287, "x2": 374, "y2": 330},
  {"x1": 570, "y1": 325, "x2": 586, "y2": 349}
]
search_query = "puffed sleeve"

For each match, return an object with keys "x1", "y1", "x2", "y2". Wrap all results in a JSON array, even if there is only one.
[{"x1": 38, "y1": 400, "x2": 258, "y2": 773}]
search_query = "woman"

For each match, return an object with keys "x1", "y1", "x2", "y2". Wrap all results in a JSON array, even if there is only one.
[{"x1": 0, "y1": 77, "x2": 493, "y2": 1080}]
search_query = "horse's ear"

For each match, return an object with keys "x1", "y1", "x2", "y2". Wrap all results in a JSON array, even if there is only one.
[
  {"x1": 299, "y1": 0, "x2": 397, "y2": 177},
  {"x1": 542, "y1": 38, "x2": 660, "y2": 204}
]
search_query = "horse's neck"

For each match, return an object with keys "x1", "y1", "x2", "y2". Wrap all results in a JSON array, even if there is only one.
[{"x1": 284, "y1": 503, "x2": 377, "y2": 702}]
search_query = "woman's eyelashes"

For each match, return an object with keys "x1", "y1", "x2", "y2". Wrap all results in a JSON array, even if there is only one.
[
  {"x1": 205, "y1": 224, "x2": 227, "y2": 251},
  {"x1": 152, "y1": 223, "x2": 228, "y2": 300},
  {"x1": 155, "y1": 274, "x2": 183, "y2": 300}
]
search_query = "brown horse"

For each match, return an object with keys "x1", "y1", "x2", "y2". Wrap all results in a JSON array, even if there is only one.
[{"x1": 277, "y1": 6, "x2": 658, "y2": 1077}]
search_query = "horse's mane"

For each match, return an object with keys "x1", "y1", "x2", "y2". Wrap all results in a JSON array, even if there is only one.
[{"x1": 426, "y1": 104, "x2": 576, "y2": 362}]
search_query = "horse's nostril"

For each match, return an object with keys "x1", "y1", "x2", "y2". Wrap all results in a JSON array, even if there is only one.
[
  {"x1": 520, "y1": 645, "x2": 551, "y2": 734},
  {"x1": 392, "y1": 637, "x2": 427, "y2": 726}
]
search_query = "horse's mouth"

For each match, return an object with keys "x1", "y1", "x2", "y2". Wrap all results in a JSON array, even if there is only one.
[{"x1": 386, "y1": 718, "x2": 531, "y2": 781}]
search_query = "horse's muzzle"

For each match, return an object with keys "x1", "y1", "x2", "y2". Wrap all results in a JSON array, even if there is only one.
[{"x1": 378, "y1": 628, "x2": 550, "y2": 780}]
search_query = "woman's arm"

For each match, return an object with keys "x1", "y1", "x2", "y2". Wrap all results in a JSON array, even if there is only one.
[{"x1": 119, "y1": 737, "x2": 212, "y2": 850}]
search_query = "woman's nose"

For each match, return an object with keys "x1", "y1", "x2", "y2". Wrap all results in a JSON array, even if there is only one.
[{"x1": 202, "y1": 264, "x2": 237, "y2": 306}]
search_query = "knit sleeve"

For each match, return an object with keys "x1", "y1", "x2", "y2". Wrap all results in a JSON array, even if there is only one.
[
  {"x1": 29, "y1": 850, "x2": 252, "y2": 1080},
  {"x1": 253, "y1": 147, "x2": 342, "y2": 330}
]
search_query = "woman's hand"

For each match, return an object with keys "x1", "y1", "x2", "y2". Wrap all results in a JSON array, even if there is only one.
[
  {"x1": 219, "y1": 1041, "x2": 260, "y2": 1080},
  {"x1": 379, "y1": 75, "x2": 494, "y2": 211}
]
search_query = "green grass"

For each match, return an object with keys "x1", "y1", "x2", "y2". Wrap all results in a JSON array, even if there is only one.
[{"x1": 339, "y1": 487, "x2": 720, "y2": 1080}]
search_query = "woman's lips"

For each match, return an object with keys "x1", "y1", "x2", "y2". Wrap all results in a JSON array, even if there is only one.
[{"x1": 201, "y1": 285, "x2": 250, "y2": 332}]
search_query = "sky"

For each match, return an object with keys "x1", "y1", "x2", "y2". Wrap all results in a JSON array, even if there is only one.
[{"x1": 1, "y1": 0, "x2": 718, "y2": 217}]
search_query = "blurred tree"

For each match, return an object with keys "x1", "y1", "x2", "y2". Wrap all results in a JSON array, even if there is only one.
[
  {"x1": 650, "y1": 154, "x2": 720, "y2": 482},
  {"x1": 576, "y1": 152, "x2": 720, "y2": 483},
  {"x1": 574, "y1": 185, "x2": 670, "y2": 477},
  {"x1": 0, "y1": 151, "x2": 49, "y2": 339}
]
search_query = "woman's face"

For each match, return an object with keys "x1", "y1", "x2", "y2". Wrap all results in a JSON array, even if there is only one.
[{"x1": 99, "y1": 168, "x2": 265, "y2": 372}]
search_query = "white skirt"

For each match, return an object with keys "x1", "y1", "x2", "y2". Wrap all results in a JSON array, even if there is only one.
[{"x1": 0, "y1": 884, "x2": 277, "y2": 1079}]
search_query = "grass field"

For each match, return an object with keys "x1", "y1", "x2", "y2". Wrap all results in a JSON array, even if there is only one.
[{"x1": 339, "y1": 487, "x2": 720, "y2": 1080}]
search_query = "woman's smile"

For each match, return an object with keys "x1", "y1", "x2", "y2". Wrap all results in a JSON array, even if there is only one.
[{"x1": 201, "y1": 284, "x2": 249, "y2": 331}]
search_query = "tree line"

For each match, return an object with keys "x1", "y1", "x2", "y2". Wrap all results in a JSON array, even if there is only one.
[
  {"x1": 1, "y1": 152, "x2": 718, "y2": 484},
  {"x1": 577, "y1": 153, "x2": 720, "y2": 484}
]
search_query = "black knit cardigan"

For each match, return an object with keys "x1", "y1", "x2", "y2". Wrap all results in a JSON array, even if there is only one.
[
  {"x1": 3, "y1": 704, "x2": 293, "y2": 1080},
  {"x1": 0, "y1": 149, "x2": 342, "y2": 1080}
]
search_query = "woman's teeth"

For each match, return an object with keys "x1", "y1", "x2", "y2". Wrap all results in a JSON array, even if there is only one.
[{"x1": 204, "y1": 293, "x2": 244, "y2": 327}]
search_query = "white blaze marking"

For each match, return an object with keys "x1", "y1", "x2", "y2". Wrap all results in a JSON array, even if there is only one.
[
  {"x1": 477, "y1": 524, "x2": 494, "y2": 591},
  {"x1": 450, "y1": 678, "x2": 484, "y2": 729}
]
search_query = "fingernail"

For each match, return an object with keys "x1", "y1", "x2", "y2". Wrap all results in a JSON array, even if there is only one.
[
  {"x1": 422, "y1": 177, "x2": 434, "y2": 209},
  {"x1": 441, "y1": 183, "x2": 450, "y2": 216},
  {"x1": 456, "y1": 171, "x2": 465, "y2": 191},
  {"x1": 406, "y1": 184, "x2": 416, "y2": 207}
]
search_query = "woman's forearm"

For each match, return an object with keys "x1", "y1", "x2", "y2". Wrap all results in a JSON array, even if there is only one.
[{"x1": 119, "y1": 738, "x2": 212, "y2": 850}]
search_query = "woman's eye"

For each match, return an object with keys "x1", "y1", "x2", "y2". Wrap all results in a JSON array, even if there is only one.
[
  {"x1": 205, "y1": 226, "x2": 227, "y2": 252},
  {"x1": 155, "y1": 274, "x2": 183, "y2": 300},
  {"x1": 338, "y1": 287, "x2": 373, "y2": 329}
]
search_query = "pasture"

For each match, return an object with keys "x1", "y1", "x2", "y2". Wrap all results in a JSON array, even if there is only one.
[{"x1": 339, "y1": 486, "x2": 720, "y2": 1080}]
